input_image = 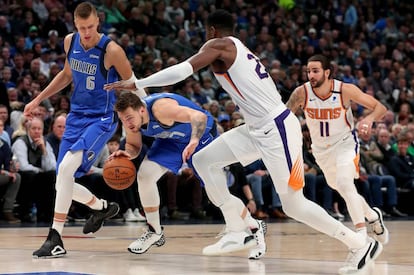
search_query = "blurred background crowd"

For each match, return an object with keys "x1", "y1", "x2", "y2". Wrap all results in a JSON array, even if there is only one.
[{"x1": 1, "y1": 0, "x2": 414, "y2": 225}]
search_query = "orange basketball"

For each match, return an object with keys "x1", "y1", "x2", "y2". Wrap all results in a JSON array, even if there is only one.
[{"x1": 103, "y1": 157, "x2": 136, "y2": 190}]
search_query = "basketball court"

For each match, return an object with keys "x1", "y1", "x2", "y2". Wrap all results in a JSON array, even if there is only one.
[{"x1": 0, "y1": 218, "x2": 413, "y2": 274}]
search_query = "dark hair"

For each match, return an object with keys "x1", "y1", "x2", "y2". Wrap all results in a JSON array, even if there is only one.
[
  {"x1": 114, "y1": 92, "x2": 144, "y2": 112},
  {"x1": 108, "y1": 134, "x2": 120, "y2": 143},
  {"x1": 308, "y1": 54, "x2": 333, "y2": 78},
  {"x1": 74, "y1": 1, "x2": 97, "y2": 19},
  {"x1": 206, "y1": 9, "x2": 234, "y2": 33}
]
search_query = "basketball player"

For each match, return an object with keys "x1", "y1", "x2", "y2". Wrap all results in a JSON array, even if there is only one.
[
  {"x1": 104, "y1": 10, "x2": 382, "y2": 272},
  {"x1": 286, "y1": 55, "x2": 389, "y2": 242},
  {"x1": 24, "y1": 2, "x2": 146, "y2": 258},
  {"x1": 111, "y1": 92, "x2": 266, "y2": 259}
]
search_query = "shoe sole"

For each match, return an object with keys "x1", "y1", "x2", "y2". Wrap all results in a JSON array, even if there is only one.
[
  {"x1": 203, "y1": 235, "x2": 257, "y2": 256},
  {"x1": 32, "y1": 252, "x2": 67, "y2": 259},
  {"x1": 371, "y1": 207, "x2": 389, "y2": 245}
]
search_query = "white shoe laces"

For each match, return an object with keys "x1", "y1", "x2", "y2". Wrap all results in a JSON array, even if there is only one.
[{"x1": 138, "y1": 230, "x2": 154, "y2": 242}]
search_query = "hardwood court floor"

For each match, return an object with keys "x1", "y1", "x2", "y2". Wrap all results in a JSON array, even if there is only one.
[{"x1": 0, "y1": 219, "x2": 413, "y2": 275}]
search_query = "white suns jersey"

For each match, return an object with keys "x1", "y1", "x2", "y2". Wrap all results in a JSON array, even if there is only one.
[
  {"x1": 303, "y1": 79, "x2": 354, "y2": 148},
  {"x1": 213, "y1": 36, "x2": 284, "y2": 127}
]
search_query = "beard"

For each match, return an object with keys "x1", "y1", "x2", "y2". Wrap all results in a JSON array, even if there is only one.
[{"x1": 310, "y1": 75, "x2": 325, "y2": 88}]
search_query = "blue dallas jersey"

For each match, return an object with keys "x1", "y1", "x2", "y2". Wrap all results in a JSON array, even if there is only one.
[
  {"x1": 67, "y1": 33, "x2": 118, "y2": 116},
  {"x1": 58, "y1": 33, "x2": 119, "y2": 178},
  {"x1": 142, "y1": 93, "x2": 215, "y2": 143},
  {"x1": 142, "y1": 93, "x2": 217, "y2": 175}
]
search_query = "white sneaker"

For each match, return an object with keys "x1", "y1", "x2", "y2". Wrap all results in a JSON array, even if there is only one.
[
  {"x1": 203, "y1": 230, "x2": 256, "y2": 256},
  {"x1": 128, "y1": 226, "x2": 165, "y2": 254},
  {"x1": 124, "y1": 209, "x2": 138, "y2": 222},
  {"x1": 133, "y1": 208, "x2": 147, "y2": 222},
  {"x1": 369, "y1": 207, "x2": 389, "y2": 245},
  {"x1": 248, "y1": 219, "x2": 267, "y2": 260},
  {"x1": 338, "y1": 237, "x2": 383, "y2": 274}
]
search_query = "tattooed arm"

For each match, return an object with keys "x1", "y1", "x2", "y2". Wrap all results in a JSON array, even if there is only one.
[
  {"x1": 286, "y1": 85, "x2": 306, "y2": 114},
  {"x1": 152, "y1": 98, "x2": 207, "y2": 161}
]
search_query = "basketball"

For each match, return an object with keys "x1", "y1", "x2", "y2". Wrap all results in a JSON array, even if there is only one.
[{"x1": 103, "y1": 157, "x2": 136, "y2": 190}]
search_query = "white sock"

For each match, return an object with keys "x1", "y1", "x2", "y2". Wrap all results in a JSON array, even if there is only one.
[
  {"x1": 356, "y1": 227, "x2": 368, "y2": 238},
  {"x1": 86, "y1": 197, "x2": 107, "y2": 210},
  {"x1": 146, "y1": 210, "x2": 161, "y2": 234},
  {"x1": 52, "y1": 220, "x2": 65, "y2": 236}
]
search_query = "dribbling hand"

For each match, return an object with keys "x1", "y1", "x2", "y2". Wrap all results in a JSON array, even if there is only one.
[{"x1": 107, "y1": 150, "x2": 131, "y2": 162}]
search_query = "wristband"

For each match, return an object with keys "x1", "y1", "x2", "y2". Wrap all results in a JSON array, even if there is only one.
[{"x1": 125, "y1": 74, "x2": 147, "y2": 99}]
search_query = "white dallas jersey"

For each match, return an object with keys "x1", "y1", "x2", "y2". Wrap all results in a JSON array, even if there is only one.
[
  {"x1": 303, "y1": 79, "x2": 354, "y2": 147},
  {"x1": 213, "y1": 36, "x2": 284, "y2": 127}
]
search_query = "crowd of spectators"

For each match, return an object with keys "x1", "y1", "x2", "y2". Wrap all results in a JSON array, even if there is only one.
[{"x1": 1, "y1": 0, "x2": 414, "y2": 223}]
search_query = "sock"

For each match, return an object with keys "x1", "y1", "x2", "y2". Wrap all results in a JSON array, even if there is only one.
[
  {"x1": 333, "y1": 225, "x2": 366, "y2": 250},
  {"x1": 146, "y1": 210, "x2": 161, "y2": 234},
  {"x1": 356, "y1": 226, "x2": 368, "y2": 238},
  {"x1": 52, "y1": 219, "x2": 65, "y2": 236},
  {"x1": 86, "y1": 196, "x2": 107, "y2": 210},
  {"x1": 243, "y1": 210, "x2": 259, "y2": 230}
]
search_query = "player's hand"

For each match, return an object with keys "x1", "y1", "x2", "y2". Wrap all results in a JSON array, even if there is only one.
[
  {"x1": 23, "y1": 101, "x2": 39, "y2": 119},
  {"x1": 358, "y1": 119, "x2": 373, "y2": 136},
  {"x1": 108, "y1": 150, "x2": 131, "y2": 161},
  {"x1": 104, "y1": 80, "x2": 137, "y2": 91},
  {"x1": 182, "y1": 139, "x2": 198, "y2": 162}
]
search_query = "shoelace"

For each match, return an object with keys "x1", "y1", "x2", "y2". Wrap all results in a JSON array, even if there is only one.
[{"x1": 139, "y1": 230, "x2": 154, "y2": 242}]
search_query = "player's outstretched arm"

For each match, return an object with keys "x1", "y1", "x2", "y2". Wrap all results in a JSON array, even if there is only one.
[{"x1": 104, "y1": 38, "x2": 226, "y2": 92}]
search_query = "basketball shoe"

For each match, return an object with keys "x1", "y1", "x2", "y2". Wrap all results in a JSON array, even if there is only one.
[
  {"x1": 369, "y1": 207, "x2": 389, "y2": 245},
  {"x1": 83, "y1": 202, "x2": 120, "y2": 234},
  {"x1": 249, "y1": 219, "x2": 267, "y2": 260},
  {"x1": 33, "y1": 228, "x2": 67, "y2": 258},
  {"x1": 128, "y1": 225, "x2": 165, "y2": 254},
  {"x1": 202, "y1": 229, "x2": 256, "y2": 256},
  {"x1": 338, "y1": 237, "x2": 383, "y2": 274}
]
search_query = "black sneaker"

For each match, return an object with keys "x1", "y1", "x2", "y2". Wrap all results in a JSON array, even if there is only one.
[
  {"x1": 33, "y1": 228, "x2": 67, "y2": 258},
  {"x1": 83, "y1": 202, "x2": 120, "y2": 234}
]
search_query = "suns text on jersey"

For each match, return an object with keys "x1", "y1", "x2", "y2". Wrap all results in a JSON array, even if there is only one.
[{"x1": 305, "y1": 107, "x2": 341, "y2": 120}]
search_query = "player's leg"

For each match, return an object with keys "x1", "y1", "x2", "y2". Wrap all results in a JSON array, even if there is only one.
[
  {"x1": 32, "y1": 149, "x2": 82, "y2": 258},
  {"x1": 316, "y1": 143, "x2": 388, "y2": 244},
  {"x1": 78, "y1": 118, "x2": 120, "y2": 234},
  {"x1": 192, "y1": 126, "x2": 263, "y2": 256},
  {"x1": 260, "y1": 113, "x2": 382, "y2": 273},
  {"x1": 128, "y1": 157, "x2": 168, "y2": 254}
]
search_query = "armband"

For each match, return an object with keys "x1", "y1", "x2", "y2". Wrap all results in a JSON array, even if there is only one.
[
  {"x1": 125, "y1": 74, "x2": 147, "y2": 99},
  {"x1": 135, "y1": 61, "x2": 194, "y2": 89}
]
